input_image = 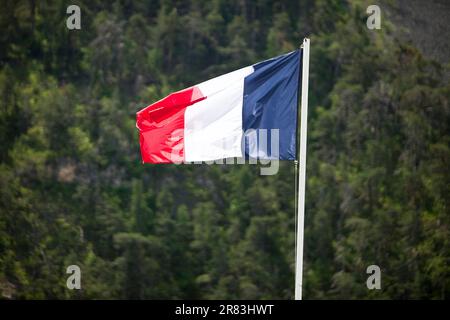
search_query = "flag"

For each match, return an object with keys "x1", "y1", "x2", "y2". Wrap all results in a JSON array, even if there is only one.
[{"x1": 136, "y1": 50, "x2": 301, "y2": 163}]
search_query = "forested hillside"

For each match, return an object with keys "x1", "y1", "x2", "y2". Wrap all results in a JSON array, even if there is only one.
[{"x1": 0, "y1": 0, "x2": 449, "y2": 299}]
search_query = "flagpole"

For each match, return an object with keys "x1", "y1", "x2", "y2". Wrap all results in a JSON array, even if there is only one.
[{"x1": 295, "y1": 37, "x2": 310, "y2": 300}]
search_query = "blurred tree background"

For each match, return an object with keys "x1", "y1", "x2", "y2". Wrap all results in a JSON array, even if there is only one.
[{"x1": 0, "y1": 0, "x2": 449, "y2": 299}]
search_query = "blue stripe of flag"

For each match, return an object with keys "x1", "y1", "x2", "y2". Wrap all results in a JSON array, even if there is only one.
[{"x1": 242, "y1": 49, "x2": 301, "y2": 160}]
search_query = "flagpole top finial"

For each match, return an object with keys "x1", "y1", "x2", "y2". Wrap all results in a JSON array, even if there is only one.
[{"x1": 300, "y1": 38, "x2": 310, "y2": 49}]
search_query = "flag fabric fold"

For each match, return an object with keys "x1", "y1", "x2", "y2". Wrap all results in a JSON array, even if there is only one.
[{"x1": 136, "y1": 50, "x2": 301, "y2": 164}]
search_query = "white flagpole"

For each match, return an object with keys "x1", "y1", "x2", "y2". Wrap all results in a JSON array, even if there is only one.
[{"x1": 295, "y1": 37, "x2": 310, "y2": 300}]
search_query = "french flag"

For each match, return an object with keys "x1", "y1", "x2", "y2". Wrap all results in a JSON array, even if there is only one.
[{"x1": 136, "y1": 50, "x2": 301, "y2": 163}]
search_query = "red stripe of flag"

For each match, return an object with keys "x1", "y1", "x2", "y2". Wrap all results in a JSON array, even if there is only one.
[{"x1": 136, "y1": 87, "x2": 206, "y2": 163}]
